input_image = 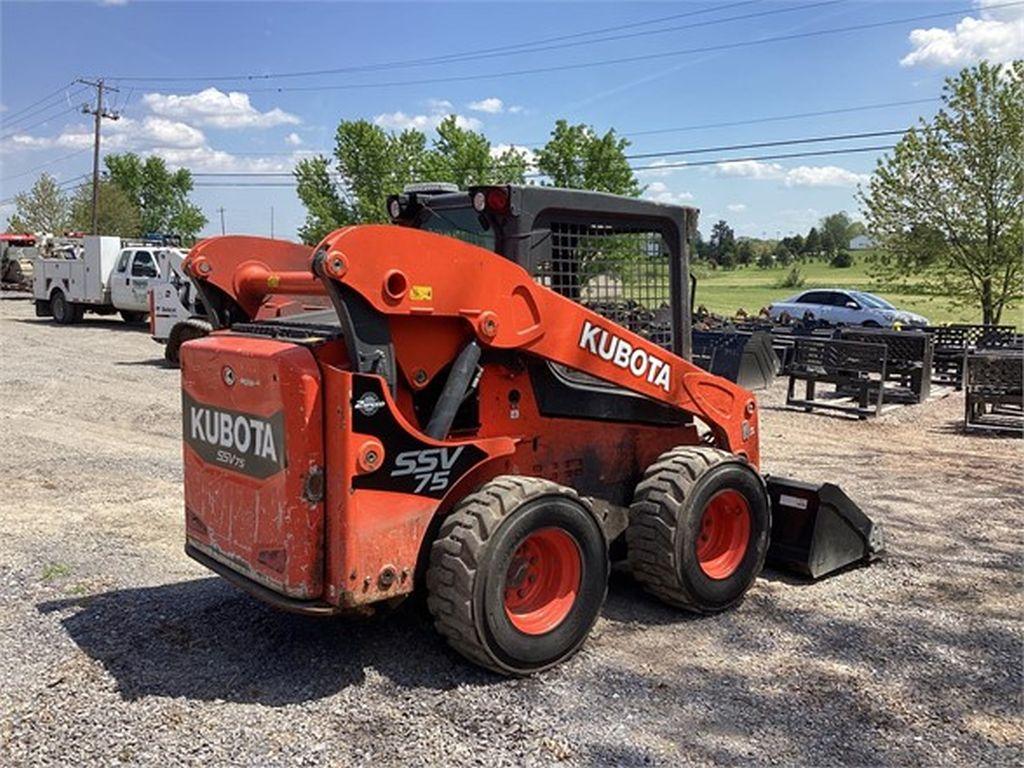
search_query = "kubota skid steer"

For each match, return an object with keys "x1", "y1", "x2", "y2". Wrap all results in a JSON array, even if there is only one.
[{"x1": 179, "y1": 185, "x2": 882, "y2": 675}]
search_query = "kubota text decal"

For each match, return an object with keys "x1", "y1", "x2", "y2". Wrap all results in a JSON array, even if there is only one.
[
  {"x1": 182, "y1": 391, "x2": 286, "y2": 479},
  {"x1": 578, "y1": 319, "x2": 672, "y2": 392}
]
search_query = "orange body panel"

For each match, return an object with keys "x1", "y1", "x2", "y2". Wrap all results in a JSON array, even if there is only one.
[
  {"x1": 316, "y1": 225, "x2": 760, "y2": 467},
  {"x1": 181, "y1": 223, "x2": 761, "y2": 612}
]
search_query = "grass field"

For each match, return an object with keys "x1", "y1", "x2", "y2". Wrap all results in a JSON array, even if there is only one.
[{"x1": 692, "y1": 253, "x2": 1021, "y2": 327}]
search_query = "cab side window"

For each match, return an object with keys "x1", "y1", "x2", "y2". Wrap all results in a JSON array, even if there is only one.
[
  {"x1": 115, "y1": 251, "x2": 131, "y2": 273},
  {"x1": 131, "y1": 250, "x2": 158, "y2": 278}
]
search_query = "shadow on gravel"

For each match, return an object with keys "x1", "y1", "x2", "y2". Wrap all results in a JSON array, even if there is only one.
[
  {"x1": 115, "y1": 358, "x2": 172, "y2": 368},
  {"x1": 37, "y1": 577, "x2": 500, "y2": 705},
  {"x1": 12, "y1": 317, "x2": 148, "y2": 333}
]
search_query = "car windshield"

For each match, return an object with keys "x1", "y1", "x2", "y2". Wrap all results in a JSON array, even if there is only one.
[{"x1": 853, "y1": 291, "x2": 895, "y2": 309}]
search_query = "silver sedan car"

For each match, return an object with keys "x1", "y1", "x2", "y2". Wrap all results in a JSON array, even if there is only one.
[{"x1": 769, "y1": 289, "x2": 929, "y2": 327}]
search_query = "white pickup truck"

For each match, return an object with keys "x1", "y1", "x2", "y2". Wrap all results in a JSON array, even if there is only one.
[
  {"x1": 148, "y1": 248, "x2": 211, "y2": 365},
  {"x1": 33, "y1": 235, "x2": 174, "y2": 325}
]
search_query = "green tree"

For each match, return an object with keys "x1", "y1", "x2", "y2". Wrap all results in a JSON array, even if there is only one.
[
  {"x1": 774, "y1": 241, "x2": 794, "y2": 267},
  {"x1": 708, "y1": 219, "x2": 736, "y2": 267},
  {"x1": 820, "y1": 211, "x2": 854, "y2": 251},
  {"x1": 420, "y1": 116, "x2": 528, "y2": 188},
  {"x1": 735, "y1": 239, "x2": 755, "y2": 266},
  {"x1": 69, "y1": 180, "x2": 141, "y2": 235},
  {"x1": 830, "y1": 249, "x2": 853, "y2": 268},
  {"x1": 535, "y1": 120, "x2": 640, "y2": 195},
  {"x1": 105, "y1": 153, "x2": 206, "y2": 240},
  {"x1": 293, "y1": 116, "x2": 531, "y2": 243},
  {"x1": 294, "y1": 155, "x2": 353, "y2": 245},
  {"x1": 6, "y1": 173, "x2": 71, "y2": 233},
  {"x1": 803, "y1": 226, "x2": 821, "y2": 255},
  {"x1": 861, "y1": 61, "x2": 1023, "y2": 324},
  {"x1": 756, "y1": 250, "x2": 775, "y2": 269}
]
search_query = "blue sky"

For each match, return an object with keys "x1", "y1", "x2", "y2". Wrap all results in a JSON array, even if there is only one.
[{"x1": 1, "y1": 1, "x2": 1021, "y2": 240}]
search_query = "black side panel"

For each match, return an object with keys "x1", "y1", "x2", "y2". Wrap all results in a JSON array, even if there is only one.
[
  {"x1": 527, "y1": 360, "x2": 689, "y2": 426},
  {"x1": 351, "y1": 376, "x2": 488, "y2": 499}
]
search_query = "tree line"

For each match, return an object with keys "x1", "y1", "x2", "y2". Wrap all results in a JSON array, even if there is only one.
[
  {"x1": 4, "y1": 61, "x2": 1020, "y2": 324},
  {"x1": 6, "y1": 154, "x2": 206, "y2": 242},
  {"x1": 293, "y1": 116, "x2": 640, "y2": 244}
]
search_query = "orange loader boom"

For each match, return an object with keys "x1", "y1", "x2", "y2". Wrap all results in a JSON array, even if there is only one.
[{"x1": 310, "y1": 224, "x2": 760, "y2": 467}]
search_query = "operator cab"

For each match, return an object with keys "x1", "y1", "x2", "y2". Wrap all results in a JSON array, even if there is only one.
[{"x1": 387, "y1": 183, "x2": 697, "y2": 360}]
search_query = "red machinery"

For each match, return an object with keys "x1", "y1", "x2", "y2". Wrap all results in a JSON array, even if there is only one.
[{"x1": 179, "y1": 187, "x2": 881, "y2": 674}]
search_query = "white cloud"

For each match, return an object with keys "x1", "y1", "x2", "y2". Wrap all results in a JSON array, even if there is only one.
[
  {"x1": 716, "y1": 160, "x2": 785, "y2": 180},
  {"x1": 285, "y1": 132, "x2": 303, "y2": 146},
  {"x1": 635, "y1": 159, "x2": 684, "y2": 178},
  {"x1": 426, "y1": 98, "x2": 453, "y2": 111},
  {"x1": 490, "y1": 143, "x2": 536, "y2": 167},
  {"x1": 727, "y1": 203, "x2": 747, "y2": 212},
  {"x1": 468, "y1": 97, "x2": 504, "y2": 114},
  {"x1": 900, "y1": 1, "x2": 1024, "y2": 67},
  {"x1": 142, "y1": 88, "x2": 300, "y2": 129},
  {"x1": 373, "y1": 110, "x2": 481, "y2": 132},
  {"x1": 644, "y1": 181, "x2": 694, "y2": 205},
  {"x1": 714, "y1": 160, "x2": 867, "y2": 188},
  {"x1": 783, "y1": 165, "x2": 869, "y2": 188},
  {"x1": 2, "y1": 116, "x2": 206, "y2": 154},
  {"x1": 151, "y1": 146, "x2": 297, "y2": 173},
  {"x1": 507, "y1": 105, "x2": 525, "y2": 114}
]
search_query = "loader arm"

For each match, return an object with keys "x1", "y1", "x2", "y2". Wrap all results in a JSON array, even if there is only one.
[
  {"x1": 182, "y1": 235, "x2": 326, "y2": 327},
  {"x1": 312, "y1": 225, "x2": 761, "y2": 467}
]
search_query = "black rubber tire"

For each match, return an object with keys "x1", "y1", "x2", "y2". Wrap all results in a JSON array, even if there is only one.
[
  {"x1": 50, "y1": 290, "x2": 79, "y2": 325},
  {"x1": 121, "y1": 310, "x2": 147, "y2": 324},
  {"x1": 426, "y1": 476, "x2": 609, "y2": 676},
  {"x1": 862, "y1": 320, "x2": 882, "y2": 328},
  {"x1": 165, "y1": 318, "x2": 212, "y2": 366},
  {"x1": 627, "y1": 446, "x2": 769, "y2": 613}
]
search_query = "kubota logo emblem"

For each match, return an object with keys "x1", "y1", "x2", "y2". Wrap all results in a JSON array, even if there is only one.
[
  {"x1": 578, "y1": 319, "x2": 671, "y2": 392},
  {"x1": 182, "y1": 392, "x2": 285, "y2": 479}
]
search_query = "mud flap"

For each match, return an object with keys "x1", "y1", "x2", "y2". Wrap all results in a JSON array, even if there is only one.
[{"x1": 765, "y1": 476, "x2": 884, "y2": 579}]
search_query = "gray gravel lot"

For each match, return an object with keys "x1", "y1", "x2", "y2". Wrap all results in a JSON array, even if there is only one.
[{"x1": 1, "y1": 293, "x2": 1021, "y2": 767}]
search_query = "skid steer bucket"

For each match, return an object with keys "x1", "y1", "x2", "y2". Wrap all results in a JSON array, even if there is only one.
[
  {"x1": 765, "y1": 477, "x2": 884, "y2": 579},
  {"x1": 692, "y1": 330, "x2": 779, "y2": 391}
]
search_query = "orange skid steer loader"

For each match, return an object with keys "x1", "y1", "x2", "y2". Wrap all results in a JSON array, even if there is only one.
[{"x1": 180, "y1": 185, "x2": 882, "y2": 675}]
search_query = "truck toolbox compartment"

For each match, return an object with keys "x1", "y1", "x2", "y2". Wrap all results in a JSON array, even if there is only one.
[{"x1": 181, "y1": 336, "x2": 325, "y2": 599}]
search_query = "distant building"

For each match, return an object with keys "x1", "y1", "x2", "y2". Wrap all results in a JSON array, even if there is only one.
[{"x1": 850, "y1": 234, "x2": 875, "y2": 250}]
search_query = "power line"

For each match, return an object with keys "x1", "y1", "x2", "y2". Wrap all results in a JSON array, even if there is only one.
[
  {"x1": 188, "y1": 127, "x2": 910, "y2": 179},
  {"x1": 0, "y1": 87, "x2": 88, "y2": 134},
  {"x1": 189, "y1": 143, "x2": 897, "y2": 188},
  {"x1": 111, "y1": 1, "x2": 848, "y2": 86},
  {"x1": 0, "y1": 81, "x2": 78, "y2": 123},
  {"x1": 108, "y1": 1, "x2": 764, "y2": 82},
  {"x1": 225, "y1": 3, "x2": 1023, "y2": 93},
  {"x1": 0, "y1": 173, "x2": 89, "y2": 206},
  {"x1": 0, "y1": 149, "x2": 92, "y2": 184},
  {"x1": 0, "y1": 105, "x2": 82, "y2": 142}
]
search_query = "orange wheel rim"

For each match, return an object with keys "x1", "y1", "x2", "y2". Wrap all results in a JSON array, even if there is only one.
[
  {"x1": 503, "y1": 527, "x2": 582, "y2": 635},
  {"x1": 696, "y1": 489, "x2": 752, "y2": 580}
]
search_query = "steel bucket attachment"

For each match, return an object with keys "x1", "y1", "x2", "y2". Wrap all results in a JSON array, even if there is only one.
[
  {"x1": 692, "y1": 330, "x2": 779, "y2": 391},
  {"x1": 765, "y1": 476, "x2": 884, "y2": 579}
]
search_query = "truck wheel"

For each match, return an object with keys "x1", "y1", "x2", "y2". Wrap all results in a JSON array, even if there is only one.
[
  {"x1": 50, "y1": 290, "x2": 80, "y2": 325},
  {"x1": 627, "y1": 446, "x2": 769, "y2": 613},
  {"x1": 120, "y1": 310, "x2": 147, "y2": 324},
  {"x1": 427, "y1": 476, "x2": 608, "y2": 675},
  {"x1": 166, "y1": 318, "x2": 213, "y2": 366}
]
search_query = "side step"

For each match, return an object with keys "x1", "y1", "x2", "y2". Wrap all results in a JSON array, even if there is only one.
[{"x1": 765, "y1": 476, "x2": 884, "y2": 579}]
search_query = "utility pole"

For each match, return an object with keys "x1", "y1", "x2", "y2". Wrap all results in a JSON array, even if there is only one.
[
  {"x1": 77, "y1": 78, "x2": 120, "y2": 235},
  {"x1": 218, "y1": 207, "x2": 226, "y2": 235}
]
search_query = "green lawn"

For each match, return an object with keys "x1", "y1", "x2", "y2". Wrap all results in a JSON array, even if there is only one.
[{"x1": 692, "y1": 254, "x2": 1021, "y2": 327}]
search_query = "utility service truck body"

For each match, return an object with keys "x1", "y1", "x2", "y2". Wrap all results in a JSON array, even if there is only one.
[{"x1": 34, "y1": 235, "x2": 174, "y2": 324}]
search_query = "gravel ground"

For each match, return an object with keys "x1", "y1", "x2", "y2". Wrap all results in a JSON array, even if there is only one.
[{"x1": 1, "y1": 293, "x2": 1021, "y2": 767}]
